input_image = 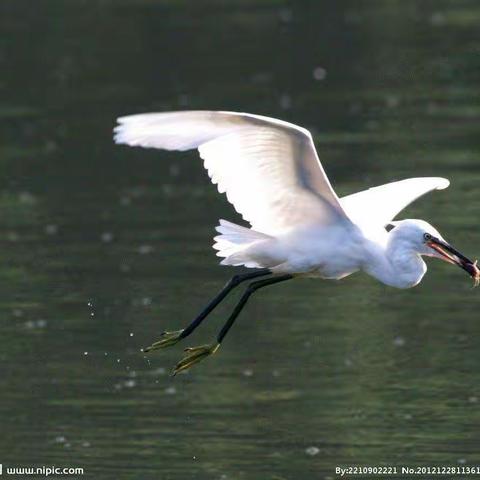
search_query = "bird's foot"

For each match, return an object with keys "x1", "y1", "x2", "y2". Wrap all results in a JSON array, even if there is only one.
[
  {"x1": 172, "y1": 343, "x2": 220, "y2": 376},
  {"x1": 143, "y1": 329, "x2": 185, "y2": 353}
]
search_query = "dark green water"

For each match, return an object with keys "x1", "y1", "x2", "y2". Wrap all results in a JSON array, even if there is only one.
[{"x1": 1, "y1": 1, "x2": 480, "y2": 479}]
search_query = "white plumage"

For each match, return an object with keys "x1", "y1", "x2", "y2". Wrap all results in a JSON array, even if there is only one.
[
  {"x1": 340, "y1": 177, "x2": 449, "y2": 230},
  {"x1": 114, "y1": 110, "x2": 473, "y2": 290},
  {"x1": 115, "y1": 111, "x2": 345, "y2": 235}
]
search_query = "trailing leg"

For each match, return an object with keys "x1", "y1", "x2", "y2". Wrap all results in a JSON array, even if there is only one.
[
  {"x1": 172, "y1": 274, "x2": 293, "y2": 374},
  {"x1": 144, "y1": 269, "x2": 271, "y2": 353}
]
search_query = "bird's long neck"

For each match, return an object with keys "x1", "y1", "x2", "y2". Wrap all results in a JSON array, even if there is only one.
[{"x1": 363, "y1": 234, "x2": 427, "y2": 289}]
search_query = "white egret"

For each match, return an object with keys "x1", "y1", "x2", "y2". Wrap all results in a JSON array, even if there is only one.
[{"x1": 114, "y1": 111, "x2": 479, "y2": 374}]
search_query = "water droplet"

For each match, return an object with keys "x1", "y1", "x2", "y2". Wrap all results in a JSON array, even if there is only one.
[
  {"x1": 45, "y1": 224, "x2": 58, "y2": 235},
  {"x1": 44, "y1": 140, "x2": 58, "y2": 153},
  {"x1": 124, "y1": 379, "x2": 136, "y2": 388},
  {"x1": 430, "y1": 12, "x2": 446, "y2": 26},
  {"x1": 312, "y1": 66, "x2": 327, "y2": 81},
  {"x1": 19, "y1": 191, "x2": 36, "y2": 204},
  {"x1": 385, "y1": 95, "x2": 400, "y2": 108},
  {"x1": 165, "y1": 386, "x2": 177, "y2": 395},
  {"x1": 138, "y1": 244, "x2": 154, "y2": 255},
  {"x1": 84, "y1": 352, "x2": 88, "y2": 356},
  {"x1": 130, "y1": 332, "x2": 134, "y2": 337},
  {"x1": 25, "y1": 319, "x2": 48, "y2": 330},
  {"x1": 305, "y1": 446, "x2": 320, "y2": 456},
  {"x1": 101, "y1": 232, "x2": 114, "y2": 243}
]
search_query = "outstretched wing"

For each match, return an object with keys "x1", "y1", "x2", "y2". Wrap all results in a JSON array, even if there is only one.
[
  {"x1": 340, "y1": 177, "x2": 450, "y2": 228},
  {"x1": 114, "y1": 111, "x2": 351, "y2": 235}
]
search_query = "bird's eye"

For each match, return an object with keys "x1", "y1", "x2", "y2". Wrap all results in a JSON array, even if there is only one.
[{"x1": 424, "y1": 233, "x2": 432, "y2": 241}]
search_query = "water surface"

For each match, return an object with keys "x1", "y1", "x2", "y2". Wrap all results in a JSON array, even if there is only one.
[{"x1": 1, "y1": 1, "x2": 480, "y2": 478}]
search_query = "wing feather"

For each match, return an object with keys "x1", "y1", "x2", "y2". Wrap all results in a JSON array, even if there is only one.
[
  {"x1": 340, "y1": 177, "x2": 450, "y2": 228},
  {"x1": 114, "y1": 111, "x2": 349, "y2": 234}
]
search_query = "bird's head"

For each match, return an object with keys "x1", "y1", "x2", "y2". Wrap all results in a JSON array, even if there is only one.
[{"x1": 387, "y1": 219, "x2": 479, "y2": 285}]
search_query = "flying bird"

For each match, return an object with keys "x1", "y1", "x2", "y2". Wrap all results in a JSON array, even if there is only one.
[{"x1": 114, "y1": 111, "x2": 479, "y2": 374}]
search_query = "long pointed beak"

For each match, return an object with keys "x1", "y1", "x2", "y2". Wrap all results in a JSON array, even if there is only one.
[{"x1": 427, "y1": 237, "x2": 480, "y2": 286}]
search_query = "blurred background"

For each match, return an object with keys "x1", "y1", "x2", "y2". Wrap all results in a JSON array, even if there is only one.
[{"x1": 1, "y1": 1, "x2": 480, "y2": 478}]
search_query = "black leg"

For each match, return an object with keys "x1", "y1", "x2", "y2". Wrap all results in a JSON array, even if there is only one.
[
  {"x1": 180, "y1": 268, "x2": 271, "y2": 339},
  {"x1": 172, "y1": 273, "x2": 293, "y2": 375},
  {"x1": 171, "y1": 274, "x2": 294, "y2": 374},
  {"x1": 144, "y1": 268, "x2": 271, "y2": 352},
  {"x1": 217, "y1": 274, "x2": 293, "y2": 344}
]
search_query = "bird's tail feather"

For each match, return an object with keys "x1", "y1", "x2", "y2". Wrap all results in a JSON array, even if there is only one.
[{"x1": 213, "y1": 219, "x2": 273, "y2": 268}]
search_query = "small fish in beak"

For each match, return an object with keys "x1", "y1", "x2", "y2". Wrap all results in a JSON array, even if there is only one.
[
  {"x1": 466, "y1": 260, "x2": 480, "y2": 287},
  {"x1": 426, "y1": 234, "x2": 480, "y2": 286}
]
